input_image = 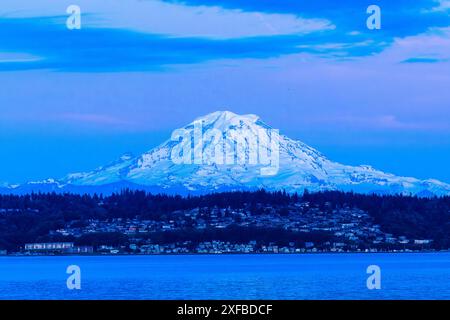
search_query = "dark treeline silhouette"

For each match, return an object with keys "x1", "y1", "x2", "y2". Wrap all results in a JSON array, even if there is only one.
[{"x1": 0, "y1": 189, "x2": 449, "y2": 251}]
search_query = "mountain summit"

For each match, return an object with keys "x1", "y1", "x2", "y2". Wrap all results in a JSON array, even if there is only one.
[{"x1": 4, "y1": 111, "x2": 450, "y2": 196}]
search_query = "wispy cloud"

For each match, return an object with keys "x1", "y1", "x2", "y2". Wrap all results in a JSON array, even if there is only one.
[
  {"x1": 402, "y1": 57, "x2": 446, "y2": 63},
  {"x1": 380, "y1": 27, "x2": 450, "y2": 64},
  {"x1": 1, "y1": 0, "x2": 449, "y2": 72},
  {"x1": 0, "y1": 52, "x2": 41, "y2": 63},
  {"x1": 57, "y1": 113, "x2": 135, "y2": 126},
  {"x1": 163, "y1": 0, "x2": 450, "y2": 35},
  {"x1": 0, "y1": 16, "x2": 382, "y2": 72},
  {"x1": 303, "y1": 115, "x2": 450, "y2": 132},
  {"x1": 429, "y1": 0, "x2": 450, "y2": 12},
  {"x1": 3, "y1": 0, "x2": 333, "y2": 39}
]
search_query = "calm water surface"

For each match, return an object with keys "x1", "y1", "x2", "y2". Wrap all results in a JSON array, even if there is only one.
[{"x1": 0, "y1": 253, "x2": 449, "y2": 299}]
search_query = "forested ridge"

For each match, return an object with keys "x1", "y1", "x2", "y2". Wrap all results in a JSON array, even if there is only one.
[{"x1": 0, "y1": 189, "x2": 449, "y2": 251}]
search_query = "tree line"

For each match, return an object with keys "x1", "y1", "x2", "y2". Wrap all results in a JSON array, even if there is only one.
[{"x1": 0, "y1": 189, "x2": 449, "y2": 251}]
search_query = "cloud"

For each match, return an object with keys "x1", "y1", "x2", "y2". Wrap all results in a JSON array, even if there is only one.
[
  {"x1": 429, "y1": 0, "x2": 450, "y2": 12},
  {"x1": 402, "y1": 57, "x2": 446, "y2": 63},
  {"x1": 3, "y1": 0, "x2": 333, "y2": 39},
  {"x1": 0, "y1": 52, "x2": 41, "y2": 63},
  {"x1": 102, "y1": 2, "x2": 334, "y2": 39},
  {"x1": 0, "y1": 16, "x2": 382, "y2": 72},
  {"x1": 304, "y1": 114, "x2": 450, "y2": 131},
  {"x1": 1, "y1": 0, "x2": 449, "y2": 72},
  {"x1": 58, "y1": 113, "x2": 134, "y2": 126},
  {"x1": 379, "y1": 27, "x2": 450, "y2": 64}
]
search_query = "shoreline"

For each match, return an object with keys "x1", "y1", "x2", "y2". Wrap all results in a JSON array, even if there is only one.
[{"x1": 2, "y1": 250, "x2": 449, "y2": 258}]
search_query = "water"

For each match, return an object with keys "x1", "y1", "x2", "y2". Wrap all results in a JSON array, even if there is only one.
[{"x1": 0, "y1": 253, "x2": 449, "y2": 300}]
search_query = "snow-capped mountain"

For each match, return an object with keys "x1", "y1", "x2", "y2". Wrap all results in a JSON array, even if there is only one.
[{"x1": 3, "y1": 111, "x2": 450, "y2": 196}]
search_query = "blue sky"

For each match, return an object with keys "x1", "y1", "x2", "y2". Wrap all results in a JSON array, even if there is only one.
[{"x1": 1, "y1": 0, "x2": 450, "y2": 183}]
